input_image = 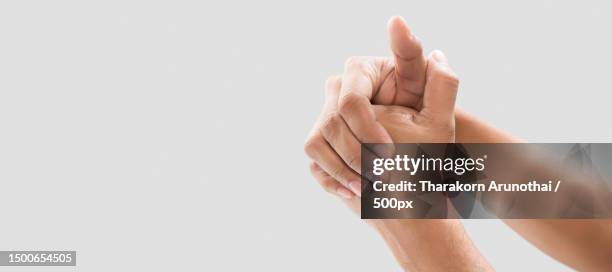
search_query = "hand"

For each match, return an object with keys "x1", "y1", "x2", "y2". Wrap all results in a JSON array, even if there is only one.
[
  {"x1": 308, "y1": 51, "x2": 458, "y2": 206},
  {"x1": 304, "y1": 16, "x2": 439, "y2": 197},
  {"x1": 371, "y1": 51, "x2": 458, "y2": 144},
  {"x1": 308, "y1": 61, "x2": 490, "y2": 272}
]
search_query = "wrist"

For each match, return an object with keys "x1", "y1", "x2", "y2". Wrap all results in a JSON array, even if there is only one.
[
  {"x1": 454, "y1": 108, "x2": 520, "y2": 143},
  {"x1": 371, "y1": 219, "x2": 493, "y2": 271}
]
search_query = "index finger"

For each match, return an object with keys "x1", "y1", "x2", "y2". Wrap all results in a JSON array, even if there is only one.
[{"x1": 338, "y1": 57, "x2": 392, "y2": 145}]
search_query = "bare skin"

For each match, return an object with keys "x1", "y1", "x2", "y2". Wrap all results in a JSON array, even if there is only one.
[
  {"x1": 309, "y1": 65, "x2": 493, "y2": 271},
  {"x1": 305, "y1": 16, "x2": 612, "y2": 271},
  {"x1": 305, "y1": 16, "x2": 431, "y2": 198},
  {"x1": 456, "y1": 110, "x2": 612, "y2": 271}
]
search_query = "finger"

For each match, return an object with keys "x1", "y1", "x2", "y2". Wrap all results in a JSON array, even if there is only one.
[
  {"x1": 323, "y1": 75, "x2": 377, "y2": 194},
  {"x1": 305, "y1": 76, "x2": 361, "y2": 194},
  {"x1": 388, "y1": 16, "x2": 427, "y2": 108},
  {"x1": 320, "y1": 78, "x2": 366, "y2": 175},
  {"x1": 312, "y1": 162, "x2": 362, "y2": 215},
  {"x1": 421, "y1": 50, "x2": 459, "y2": 123},
  {"x1": 321, "y1": 113, "x2": 363, "y2": 174},
  {"x1": 310, "y1": 161, "x2": 354, "y2": 199},
  {"x1": 306, "y1": 76, "x2": 343, "y2": 138},
  {"x1": 339, "y1": 57, "x2": 392, "y2": 145},
  {"x1": 304, "y1": 133, "x2": 360, "y2": 193}
]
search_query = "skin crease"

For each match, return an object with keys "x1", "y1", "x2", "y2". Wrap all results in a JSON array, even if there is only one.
[
  {"x1": 305, "y1": 16, "x2": 612, "y2": 272},
  {"x1": 456, "y1": 111, "x2": 612, "y2": 271},
  {"x1": 305, "y1": 16, "x2": 433, "y2": 198},
  {"x1": 314, "y1": 97, "x2": 612, "y2": 271},
  {"x1": 309, "y1": 52, "x2": 494, "y2": 272}
]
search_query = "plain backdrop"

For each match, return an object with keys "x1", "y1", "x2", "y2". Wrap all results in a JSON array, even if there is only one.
[{"x1": 1, "y1": 1, "x2": 611, "y2": 271}]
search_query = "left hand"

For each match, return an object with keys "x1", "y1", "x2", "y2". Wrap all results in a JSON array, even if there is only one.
[
  {"x1": 308, "y1": 50, "x2": 460, "y2": 211},
  {"x1": 304, "y1": 16, "x2": 429, "y2": 198}
]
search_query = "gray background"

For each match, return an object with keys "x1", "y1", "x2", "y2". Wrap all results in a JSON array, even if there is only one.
[{"x1": 1, "y1": 0, "x2": 610, "y2": 271}]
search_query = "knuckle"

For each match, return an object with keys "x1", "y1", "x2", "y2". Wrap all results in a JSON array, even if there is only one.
[
  {"x1": 329, "y1": 165, "x2": 350, "y2": 183},
  {"x1": 338, "y1": 93, "x2": 366, "y2": 116},
  {"x1": 345, "y1": 154, "x2": 361, "y2": 169},
  {"x1": 431, "y1": 67, "x2": 460, "y2": 88},
  {"x1": 303, "y1": 134, "x2": 324, "y2": 157},
  {"x1": 325, "y1": 75, "x2": 341, "y2": 89},
  {"x1": 321, "y1": 113, "x2": 341, "y2": 139},
  {"x1": 309, "y1": 161, "x2": 320, "y2": 173},
  {"x1": 344, "y1": 56, "x2": 366, "y2": 70}
]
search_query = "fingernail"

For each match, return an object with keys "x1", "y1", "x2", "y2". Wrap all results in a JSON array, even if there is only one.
[
  {"x1": 348, "y1": 181, "x2": 362, "y2": 197},
  {"x1": 431, "y1": 50, "x2": 447, "y2": 62},
  {"x1": 336, "y1": 187, "x2": 354, "y2": 199},
  {"x1": 390, "y1": 15, "x2": 407, "y2": 25}
]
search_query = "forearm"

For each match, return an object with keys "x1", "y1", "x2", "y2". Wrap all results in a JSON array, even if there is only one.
[
  {"x1": 505, "y1": 219, "x2": 612, "y2": 271},
  {"x1": 455, "y1": 109, "x2": 520, "y2": 143},
  {"x1": 371, "y1": 219, "x2": 493, "y2": 272},
  {"x1": 455, "y1": 109, "x2": 612, "y2": 271}
]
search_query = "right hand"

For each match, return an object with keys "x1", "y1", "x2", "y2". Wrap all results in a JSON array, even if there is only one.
[
  {"x1": 304, "y1": 16, "x2": 460, "y2": 199},
  {"x1": 306, "y1": 50, "x2": 460, "y2": 202}
]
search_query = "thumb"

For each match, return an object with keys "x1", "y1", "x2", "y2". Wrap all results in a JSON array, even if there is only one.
[
  {"x1": 387, "y1": 16, "x2": 427, "y2": 108},
  {"x1": 421, "y1": 50, "x2": 459, "y2": 123}
]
